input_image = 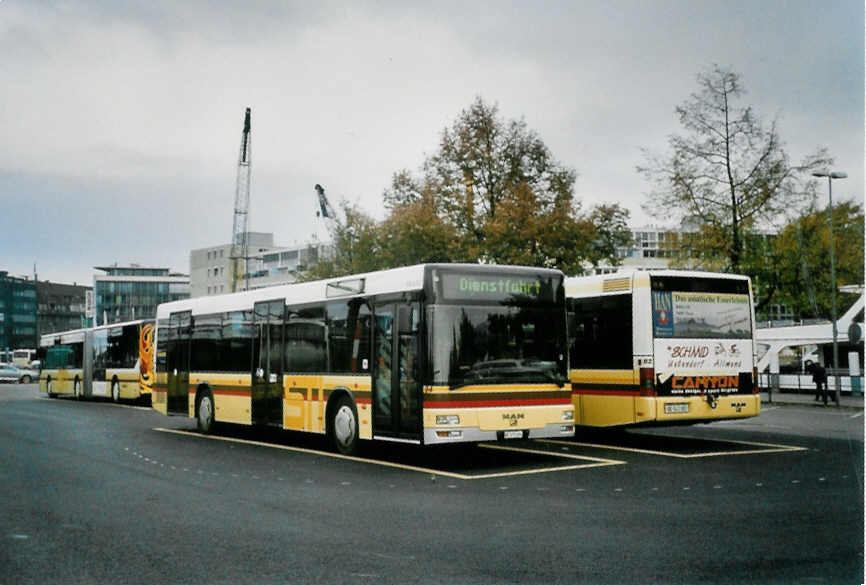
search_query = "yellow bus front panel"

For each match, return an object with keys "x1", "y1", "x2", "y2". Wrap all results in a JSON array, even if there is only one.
[{"x1": 422, "y1": 384, "x2": 574, "y2": 444}]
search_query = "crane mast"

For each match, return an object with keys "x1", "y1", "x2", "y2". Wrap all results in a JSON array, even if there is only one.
[{"x1": 230, "y1": 107, "x2": 252, "y2": 292}]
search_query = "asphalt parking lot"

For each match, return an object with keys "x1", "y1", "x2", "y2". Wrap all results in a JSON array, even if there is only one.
[{"x1": 2, "y1": 384, "x2": 863, "y2": 584}]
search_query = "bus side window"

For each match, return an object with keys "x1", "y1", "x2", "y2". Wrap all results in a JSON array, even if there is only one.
[
  {"x1": 285, "y1": 306, "x2": 327, "y2": 373},
  {"x1": 570, "y1": 294, "x2": 632, "y2": 370},
  {"x1": 326, "y1": 299, "x2": 371, "y2": 374}
]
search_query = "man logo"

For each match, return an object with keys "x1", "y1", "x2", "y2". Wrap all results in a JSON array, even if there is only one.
[{"x1": 502, "y1": 413, "x2": 524, "y2": 427}]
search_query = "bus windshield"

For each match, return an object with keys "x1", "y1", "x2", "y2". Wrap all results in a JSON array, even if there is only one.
[
  {"x1": 651, "y1": 276, "x2": 752, "y2": 340},
  {"x1": 430, "y1": 305, "x2": 567, "y2": 389}
]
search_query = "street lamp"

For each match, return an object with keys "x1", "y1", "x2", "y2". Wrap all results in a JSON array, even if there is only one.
[{"x1": 812, "y1": 170, "x2": 847, "y2": 405}]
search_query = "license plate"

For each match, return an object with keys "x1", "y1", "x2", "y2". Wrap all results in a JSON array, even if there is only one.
[
  {"x1": 664, "y1": 403, "x2": 689, "y2": 414},
  {"x1": 503, "y1": 430, "x2": 523, "y2": 440}
]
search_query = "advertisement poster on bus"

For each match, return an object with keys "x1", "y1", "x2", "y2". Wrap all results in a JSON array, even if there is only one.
[{"x1": 652, "y1": 291, "x2": 753, "y2": 395}]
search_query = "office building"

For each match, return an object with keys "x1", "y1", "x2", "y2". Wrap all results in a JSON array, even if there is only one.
[
  {"x1": 36, "y1": 280, "x2": 91, "y2": 337},
  {"x1": 190, "y1": 233, "x2": 329, "y2": 297},
  {"x1": 94, "y1": 264, "x2": 189, "y2": 325},
  {"x1": 0, "y1": 271, "x2": 38, "y2": 352}
]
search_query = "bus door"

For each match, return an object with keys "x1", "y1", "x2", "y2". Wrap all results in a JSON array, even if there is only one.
[
  {"x1": 252, "y1": 300, "x2": 284, "y2": 426},
  {"x1": 166, "y1": 311, "x2": 191, "y2": 415},
  {"x1": 83, "y1": 329, "x2": 94, "y2": 398},
  {"x1": 372, "y1": 303, "x2": 421, "y2": 439}
]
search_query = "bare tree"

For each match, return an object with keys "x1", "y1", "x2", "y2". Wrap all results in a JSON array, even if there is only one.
[{"x1": 639, "y1": 64, "x2": 830, "y2": 271}]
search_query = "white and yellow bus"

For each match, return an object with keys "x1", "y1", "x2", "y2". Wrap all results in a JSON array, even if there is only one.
[
  {"x1": 39, "y1": 320, "x2": 155, "y2": 401},
  {"x1": 151, "y1": 263, "x2": 574, "y2": 454},
  {"x1": 39, "y1": 328, "x2": 87, "y2": 398},
  {"x1": 566, "y1": 270, "x2": 760, "y2": 427}
]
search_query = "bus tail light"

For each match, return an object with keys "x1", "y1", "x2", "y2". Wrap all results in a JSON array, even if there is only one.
[{"x1": 639, "y1": 367, "x2": 656, "y2": 397}]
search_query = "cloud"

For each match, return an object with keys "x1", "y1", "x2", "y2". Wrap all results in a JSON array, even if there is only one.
[{"x1": 0, "y1": 0, "x2": 861, "y2": 283}]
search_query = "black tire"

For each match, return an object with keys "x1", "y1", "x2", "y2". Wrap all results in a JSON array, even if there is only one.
[
  {"x1": 196, "y1": 390, "x2": 215, "y2": 434},
  {"x1": 111, "y1": 380, "x2": 120, "y2": 403},
  {"x1": 20, "y1": 375, "x2": 31, "y2": 384},
  {"x1": 328, "y1": 394, "x2": 359, "y2": 455},
  {"x1": 74, "y1": 378, "x2": 81, "y2": 400},
  {"x1": 47, "y1": 378, "x2": 56, "y2": 398}
]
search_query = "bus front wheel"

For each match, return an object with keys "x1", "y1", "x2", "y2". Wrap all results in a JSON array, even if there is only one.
[
  {"x1": 196, "y1": 390, "x2": 215, "y2": 434},
  {"x1": 112, "y1": 380, "x2": 120, "y2": 403},
  {"x1": 74, "y1": 379, "x2": 81, "y2": 400},
  {"x1": 328, "y1": 395, "x2": 359, "y2": 456},
  {"x1": 47, "y1": 379, "x2": 56, "y2": 398}
]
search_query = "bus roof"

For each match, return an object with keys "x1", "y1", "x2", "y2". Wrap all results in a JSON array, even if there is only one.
[
  {"x1": 565, "y1": 269, "x2": 751, "y2": 297},
  {"x1": 91, "y1": 318, "x2": 153, "y2": 331},
  {"x1": 156, "y1": 263, "x2": 563, "y2": 319},
  {"x1": 40, "y1": 327, "x2": 90, "y2": 346}
]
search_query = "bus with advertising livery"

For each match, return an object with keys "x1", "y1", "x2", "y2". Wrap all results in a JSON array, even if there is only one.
[
  {"x1": 151, "y1": 263, "x2": 574, "y2": 454},
  {"x1": 566, "y1": 270, "x2": 760, "y2": 427},
  {"x1": 39, "y1": 319, "x2": 155, "y2": 402}
]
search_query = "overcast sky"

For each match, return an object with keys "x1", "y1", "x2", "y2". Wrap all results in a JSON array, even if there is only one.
[{"x1": 1, "y1": 0, "x2": 862, "y2": 285}]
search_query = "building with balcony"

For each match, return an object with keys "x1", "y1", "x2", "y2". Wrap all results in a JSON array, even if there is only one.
[
  {"x1": 94, "y1": 264, "x2": 189, "y2": 325},
  {"x1": 190, "y1": 233, "x2": 329, "y2": 297}
]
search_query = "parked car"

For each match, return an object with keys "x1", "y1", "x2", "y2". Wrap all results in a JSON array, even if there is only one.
[{"x1": 0, "y1": 364, "x2": 38, "y2": 384}]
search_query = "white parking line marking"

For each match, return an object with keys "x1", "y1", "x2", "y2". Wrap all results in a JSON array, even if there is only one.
[
  {"x1": 154, "y1": 428, "x2": 624, "y2": 480},
  {"x1": 542, "y1": 436, "x2": 807, "y2": 458}
]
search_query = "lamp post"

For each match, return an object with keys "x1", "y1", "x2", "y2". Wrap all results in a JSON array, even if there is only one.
[{"x1": 812, "y1": 170, "x2": 847, "y2": 405}]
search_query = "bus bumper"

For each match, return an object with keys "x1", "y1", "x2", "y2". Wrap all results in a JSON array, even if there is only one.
[
  {"x1": 423, "y1": 421, "x2": 575, "y2": 445},
  {"x1": 652, "y1": 394, "x2": 761, "y2": 423}
]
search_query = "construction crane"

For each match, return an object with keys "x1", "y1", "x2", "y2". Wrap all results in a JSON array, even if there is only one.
[
  {"x1": 230, "y1": 107, "x2": 252, "y2": 292},
  {"x1": 314, "y1": 183, "x2": 338, "y2": 239}
]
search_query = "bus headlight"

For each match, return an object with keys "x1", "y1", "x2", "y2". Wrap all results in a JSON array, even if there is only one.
[
  {"x1": 436, "y1": 415, "x2": 460, "y2": 425},
  {"x1": 562, "y1": 409, "x2": 574, "y2": 421}
]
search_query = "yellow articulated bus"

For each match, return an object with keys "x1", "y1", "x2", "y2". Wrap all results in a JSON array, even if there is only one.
[
  {"x1": 39, "y1": 328, "x2": 87, "y2": 398},
  {"x1": 151, "y1": 263, "x2": 574, "y2": 454},
  {"x1": 39, "y1": 320, "x2": 155, "y2": 402},
  {"x1": 565, "y1": 270, "x2": 760, "y2": 428}
]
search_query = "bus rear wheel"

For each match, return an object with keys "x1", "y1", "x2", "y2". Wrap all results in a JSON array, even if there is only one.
[
  {"x1": 112, "y1": 380, "x2": 120, "y2": 403},
  {"x1": 196, "y1": 390, "x2": 215, "y2": 434},
  {"x1": 328, "y1": 395, "x2": 359, "y2": 456},
  {"x1": 74, "y1": 379, "x2": 81, "y2": 400},
  {"x1": 47, "y1": 379, "x2": 56, "y2": 398}
]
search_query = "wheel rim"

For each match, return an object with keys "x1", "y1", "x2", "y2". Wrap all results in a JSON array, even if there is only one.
[
  {"x1": 334, "y1": 405, "x2": 356, "y2": 448},
  {"x1": 199, "y1": 396, "x2": 213, "y2": 428}
]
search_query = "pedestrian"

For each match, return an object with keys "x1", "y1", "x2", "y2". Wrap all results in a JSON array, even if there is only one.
[{"x1": 811, "y1": 361, "x2": 828, "y2": 405}]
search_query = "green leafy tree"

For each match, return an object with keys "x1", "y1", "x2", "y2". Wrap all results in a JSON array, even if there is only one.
[
  {"x1": 381, "y1": 96, "x2": 628, "y2": 272},
  {"x1": 639, "y1": 64, "x2": 831, "y2": 272},
  {"x1": 379, "y1": 188, "x2": 463, "y2": 266},
  {"x1": 773, "y1": 200, "x2": 864, "y2": 319},
  {"x1": 299, "y1": 200, "x2": 384, "y2": 281},
  {"x1": 585, "y1": 204, "x2": 634, "y2": 270}
]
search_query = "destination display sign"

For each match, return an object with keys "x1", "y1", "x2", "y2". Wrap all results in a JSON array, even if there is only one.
[{"x1": 437, "y1": 272, "x2": 559, "y2": 304}]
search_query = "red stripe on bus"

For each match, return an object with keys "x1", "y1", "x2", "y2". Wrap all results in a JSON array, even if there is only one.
[
  {"x1": 423, "y1": 398, "x2": 572, "y2": 408},
  {"x1": 186, "y1": 388, "x2": 252, "y2": 396},
  {"x1": 571, "y1": 389, "x2": 640, "y2": 397}
]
